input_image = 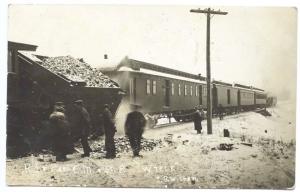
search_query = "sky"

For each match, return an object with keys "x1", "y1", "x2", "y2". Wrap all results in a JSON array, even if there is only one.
[{"x1": 8, "y1": 5, "x2": 297, "y2": 101}]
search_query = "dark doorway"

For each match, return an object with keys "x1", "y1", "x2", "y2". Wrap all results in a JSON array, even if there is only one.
[
  {"x1": 165, "y1": 80, "x2": 170, "y2": 107},
  {"x1": 237, "y1": 90, "x2": 241, "y2": 107},
  {"x1": 212, "y1": 84, "x2": 218, "y2": 109},
  {"x1": 227, "y1": 89, "x2": 231, "y2": 104},
  {"x1": 199, "y1": 85, "x2": 202, "y2": 105}
]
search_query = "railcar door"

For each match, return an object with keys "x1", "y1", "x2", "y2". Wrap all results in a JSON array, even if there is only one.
[
  {"x1": 164, "y1": 80, "x2": 170, "y2": 107},
  {"x1": 199, "y1": 85, "x2": 202, "y2": 105},
  {"x1": 212, "y1": 84, "x2": 218, "y2": 110},
  {"x1": 237, "y1": 90, "x2": 241, "y2": 107}
]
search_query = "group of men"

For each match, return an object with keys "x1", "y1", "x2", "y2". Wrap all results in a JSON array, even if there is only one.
[
  {"x1": 49, "y1": 100, "x2": 221, "y2": 161},
  {"x1": 102, "y1": 104, "x2": 146, "y2": 158},
  {"x1": 49, "y1": 100, "x2": 146, "y2": 161}
]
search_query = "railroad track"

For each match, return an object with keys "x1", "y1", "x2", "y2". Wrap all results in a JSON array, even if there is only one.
[
  {"x1": 151, "y1": 108, "x2": 269, "y2": 129},
  {"x1": 153, "y1": 121, "x2": 184, "y2": 129}
]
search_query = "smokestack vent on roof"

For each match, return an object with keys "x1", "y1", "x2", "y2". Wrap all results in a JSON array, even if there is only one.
[{"x1": 104, "y1": 54, "x2": 108, "y2": 59}]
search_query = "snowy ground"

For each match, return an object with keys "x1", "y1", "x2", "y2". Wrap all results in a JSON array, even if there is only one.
[{"x1": 6, "y1": 101, "x2": 296, "y2": 189}]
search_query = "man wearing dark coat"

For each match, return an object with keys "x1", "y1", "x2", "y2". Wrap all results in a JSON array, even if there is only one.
[
  {"x1": 193, "y1": 108, "x2": 203, "y2": 134},
  {"x1": 102, "y1": 104, "x2": 117, "y2": 159},
  {"x1": 125, "y1": 104, "x2": 146, "y2": 157},
  {"x1": 49, "y1": 102, "x2": 71, "y2": 161},
  {"x1": 73, "y1": 100, "x2": 92, "y2": 157}
]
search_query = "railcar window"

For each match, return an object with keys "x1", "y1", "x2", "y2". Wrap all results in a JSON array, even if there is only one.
[
  {"x1": 171, "y1": 83, "x2": 174, "y2": 95},
  {"x1": 178, "y1": 84, "x2": 181, "y2": 96},
  {"x1": 184, "y1": 85, "x2": 187, "y2": 96},
  {"x1": 146, "y1": 79, "x2": 151, "y2": 95},
  {"x1": 203, "y1": 87, "x2": 207, "y2": 96},
  {"x1": 257, "y1": 94, "x2": 267, "y2": 99},
  {"x1": 130, "y1": 79, "x2": 134, "y2": 95},
  {"x1": 152, "y1": 80, "x2": 157, "y2": 95},
  {"x1": 190, "y1": 85, "x2": 193, "y2": 96},
  {"x1": 195, "y1": 86, "x2": 198, "y2": 96},
  {"x1": 242, "y1": 92, "x2": 253, "y2": 99}
]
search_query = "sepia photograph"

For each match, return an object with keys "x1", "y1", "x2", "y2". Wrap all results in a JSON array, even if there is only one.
[{"x1": 4, "y1": 3, "x2": 297, "y2": 190}]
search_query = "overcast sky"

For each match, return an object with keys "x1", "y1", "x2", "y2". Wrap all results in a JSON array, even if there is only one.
[{"x1": 8, "y1": 5, "x2": 297, "y2": 101}]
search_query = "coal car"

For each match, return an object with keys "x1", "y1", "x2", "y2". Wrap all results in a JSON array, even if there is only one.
[{"x1": 7, "y1": 41, "x2": 123, "y2": 157}]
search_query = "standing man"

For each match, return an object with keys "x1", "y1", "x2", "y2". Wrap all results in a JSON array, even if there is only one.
[
  {"x1": 73, "y1": 100, "x2": 92, "y2": 157},
  {"x1": 193, "y1": 107, "x2": 203, "y2": 134},
  {"x1": 102, "y1": 104, "x2": 117, "y2": 159},
  {"x1": 49, "y1": 101, "x2": 71, "y2": 161},
  {"x1": 125, "y1": 104, "x2": 146, "y2": 157}
]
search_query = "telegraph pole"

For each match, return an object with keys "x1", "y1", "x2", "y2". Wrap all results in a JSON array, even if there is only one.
[{"x1": 190, "y1": 8, "x2": 228, "y2": 134}]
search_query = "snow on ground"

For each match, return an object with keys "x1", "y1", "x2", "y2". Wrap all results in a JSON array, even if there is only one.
[
  {"x1": 6, "y1": 101, "x2": 296, "y2": 188},
  {"x1": 156, "y1": 117, "x2": 177, "y2": 125},
  {"x1": 146, "y1": 101, "x2": 295, "y2": 143}
]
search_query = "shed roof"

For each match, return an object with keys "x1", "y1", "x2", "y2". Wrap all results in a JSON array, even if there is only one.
[{"x1": 8, "y1": 41, "x2": 38, "y2": 51}]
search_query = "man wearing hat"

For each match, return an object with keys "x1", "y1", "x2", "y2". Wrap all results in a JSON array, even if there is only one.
[
  {"x1": 124, "y1": 104, "x2": 146, "y2": 157},
  {"x1": 49, "y1": 101, "x2": 71, "y2": 161},
  {"x1": 192, "y1": 107, "x2": 203, "y2": 134},
  {"x1": 102, "y1": 104, "x2": 117, "y2": 159},
  {"x1": 73, "y1": 99, "x2": 92, "y2": 157}
]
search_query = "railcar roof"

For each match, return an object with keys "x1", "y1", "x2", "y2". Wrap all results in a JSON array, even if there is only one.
[
  {"x1": 252, "y1": 87, "x2": 265, "y2": 92},
  {"x1": 212, "y1": 80, "x2": 232, "y2": 87},
  {"x1": 100, "y1": 56, "x2": 206, "y2": 81},
  {"x1": 118, "y1": 66, "x2": 207, "y2": 84},
  {"x1": 101, "y1": 57, "x2": 266, "y2": 91}
]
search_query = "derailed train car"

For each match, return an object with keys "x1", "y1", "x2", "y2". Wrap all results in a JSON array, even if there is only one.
[
  {"x1": 101, "y1": 57, "x2": 208, "y2": 122},
  {"x1": 101, "y1": 56, "x2": 270, "y2": 123},
  {"x1": 7, "y1": 41, "x2": 123, "y2": 157}
]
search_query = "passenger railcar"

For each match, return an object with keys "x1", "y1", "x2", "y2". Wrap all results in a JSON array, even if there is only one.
[
  {"x1": 101, "y1": 56, "x2": 268, "y2": 124},
  {"x1": 253, "y1": 87, "x2": 268, "y2": 108},
  {"x1": 102, "y1": 57, "x2": 208, "y2": 116},
  {"x1": 212, "y1": 81, "x2": 239, "y2": 114},
  {"x1": 235, "y1": 84, "x2": 256, "y2": 111}
]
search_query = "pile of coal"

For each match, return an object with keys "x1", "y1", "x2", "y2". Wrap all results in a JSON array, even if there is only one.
[
  {"x1": 37, "y1": 55, "x2": 119, "y2": 88},
  {"x1": 218, "y1": 143, "x2": 234, "y2": 151},
  {"x1": 164, "y1": 134, "x2": 174, "y2": 145},
  {"x1": 91, "y1": 137, "x2": 163, "y2": 154}
]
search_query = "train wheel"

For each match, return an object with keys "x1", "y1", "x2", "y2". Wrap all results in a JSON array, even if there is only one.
[
  {"x1": 183, "y1": 117, "x2": 190, "y2": 122},
  {"x1": 174, "y1": 116, "x2": 181, "y2": 122}
]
